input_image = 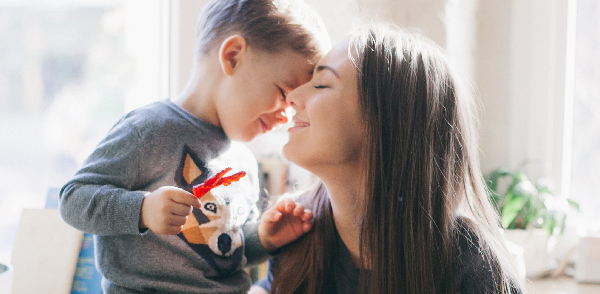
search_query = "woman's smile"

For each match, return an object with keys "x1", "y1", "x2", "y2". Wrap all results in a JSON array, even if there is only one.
[{"x1": 288, "y1": 117, "x2": 310, "y2": 132}]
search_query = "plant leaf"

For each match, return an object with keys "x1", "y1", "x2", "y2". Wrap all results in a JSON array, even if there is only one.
[
  {"x1": 486, "y1": 168, "x2": 511, "y2": 192},
  {"x1": 544, "y1": 215, "x2": 557, "y2": 236},
  {"x1": 501, "y1": 195, "x2": 526, "y2": 228},
  {"x1": 567, "y1": 199, "x2": 580, "y2": 212}
]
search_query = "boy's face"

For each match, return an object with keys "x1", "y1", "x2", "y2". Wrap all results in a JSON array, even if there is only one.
[{"x1": 216, "y1": 47, "x2": 316, "y2": 142}]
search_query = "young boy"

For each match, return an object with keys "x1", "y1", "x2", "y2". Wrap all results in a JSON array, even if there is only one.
[{"x1": 59, "y1": 0, "x2": 330, "y2": 293}]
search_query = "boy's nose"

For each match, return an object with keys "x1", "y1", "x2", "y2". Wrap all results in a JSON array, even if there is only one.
[{"x1": 260, "y1": 108, "x2": 290, "y2": 132}]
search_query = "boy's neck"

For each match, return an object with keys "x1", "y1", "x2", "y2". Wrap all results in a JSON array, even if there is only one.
[{"x1": 172, "y1": 57, "x2": 222, "y2": 128}]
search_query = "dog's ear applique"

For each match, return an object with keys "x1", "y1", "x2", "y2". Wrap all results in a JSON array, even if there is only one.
[{"x1": 174, "y1": 145, "x2": 209, "y2": 192}]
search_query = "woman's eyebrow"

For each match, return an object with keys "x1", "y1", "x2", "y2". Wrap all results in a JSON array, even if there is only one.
[{"x1": 315, "y1": 65, "x2": 340, "y2": 78}]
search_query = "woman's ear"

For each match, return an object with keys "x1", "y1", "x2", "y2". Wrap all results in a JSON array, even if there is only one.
[{"x1": 219, "y1": 35, "x2": 247, "y2": 76}]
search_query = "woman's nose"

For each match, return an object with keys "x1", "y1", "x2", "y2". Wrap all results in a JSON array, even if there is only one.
[{"x1": 285, "y1": 85, "x2": 306, "y2": 110}]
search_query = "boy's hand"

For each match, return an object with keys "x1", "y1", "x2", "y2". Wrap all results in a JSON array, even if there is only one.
[
  {"x1": 258, "y1": 198, "x2": 314, "y2": 253},
  {"x1": 139, "y1": 186, "x2": 201, "y2": 235}
]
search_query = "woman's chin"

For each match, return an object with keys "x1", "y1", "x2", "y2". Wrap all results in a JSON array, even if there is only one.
[
  {"x1": 281, "y1": 143, "x2": 293, "y2": 161},
  {"x1": 282, "y1": 143, "x2": 304, "y2": 167}
]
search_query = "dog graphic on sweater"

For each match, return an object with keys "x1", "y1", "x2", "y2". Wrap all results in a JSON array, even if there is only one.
[{"x1": 174, "y1": 145, "x2": 251, "y2": 275}]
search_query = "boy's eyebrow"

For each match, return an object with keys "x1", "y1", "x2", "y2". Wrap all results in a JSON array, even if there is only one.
[
  {"x1": 315, "y1": 65, "x2": 340, "y2": 78},
  {"x1": 286, "y1": 69, "x2": 314, "y2": 90}
]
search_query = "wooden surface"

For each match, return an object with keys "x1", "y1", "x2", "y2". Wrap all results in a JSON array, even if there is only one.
[
  {"x1": 11, "y1": 209, "x2": 83, "y2": 294},
  {"x1": 526, "y1": 276, "x2": 600, "y2": 294}
]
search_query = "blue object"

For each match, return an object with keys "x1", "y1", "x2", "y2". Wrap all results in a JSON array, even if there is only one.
[{"x1": 70, "y1": 233, "x2": 103, "y2": 294}]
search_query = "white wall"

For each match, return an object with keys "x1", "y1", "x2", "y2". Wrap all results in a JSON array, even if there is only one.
[
  {"x1": 169, "y1": 0, "x2": 208, "y2": 100},
  {"x1": 475, "y1": 0, "x2": 574, "y2": 196}
]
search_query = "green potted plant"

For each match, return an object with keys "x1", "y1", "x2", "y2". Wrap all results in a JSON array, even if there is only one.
[
  {"x1": 486, "y1": 167, "x2": 579, "y2": 235},
  {"x1": 485, "y1": 166, "x2": 579, "y2": 277}
]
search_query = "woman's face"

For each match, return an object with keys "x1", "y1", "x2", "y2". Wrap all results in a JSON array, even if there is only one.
[{"x1": 283, "y1": 40, "x2": 365, "y2": 172}]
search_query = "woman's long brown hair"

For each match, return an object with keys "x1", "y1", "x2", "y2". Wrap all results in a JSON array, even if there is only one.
[{"x1": 270, "y1": 24, "x2": 522, "y2": 294}]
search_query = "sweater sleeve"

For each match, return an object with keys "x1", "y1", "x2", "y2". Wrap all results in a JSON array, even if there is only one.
[
  {"x1": 59, "y1": 118, "x2": 149, "y2": 236},
  {"x1": 242, "y1": 221, "x2": 273, "y2": 268}
]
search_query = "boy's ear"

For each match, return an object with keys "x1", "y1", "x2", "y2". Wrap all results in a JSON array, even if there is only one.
[{"x1": 219, "y1": 35, "x2": 247, "y2": 76}]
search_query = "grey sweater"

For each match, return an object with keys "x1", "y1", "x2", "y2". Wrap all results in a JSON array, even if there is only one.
[{"x1": 60, "y1": 100, "x2": 269, "y2": 294}]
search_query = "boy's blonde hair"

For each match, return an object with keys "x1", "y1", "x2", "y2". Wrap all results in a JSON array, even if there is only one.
[{"x1": 195, "y1": 0, "x2": 330, "y2": 60}]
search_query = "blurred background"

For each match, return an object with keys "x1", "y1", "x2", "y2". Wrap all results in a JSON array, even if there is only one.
[{"x1": 0, "y1": 0, "x2": 598, "y2": 292}]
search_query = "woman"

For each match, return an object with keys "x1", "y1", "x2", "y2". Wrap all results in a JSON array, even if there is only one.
[{"x1": 251, "y1": 24, "x2": 524, "y2": 294}]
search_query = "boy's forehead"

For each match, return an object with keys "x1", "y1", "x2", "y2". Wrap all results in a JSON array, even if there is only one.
[
  {"x1": 247, "y1": 46, "x2": 316, "y2": 88},
  {"x1": 278, "y1": 52, "x2": 317, "y2": 88},
  {"x1": 291, "y1": 66, "x2": 315, "y2": 88}
]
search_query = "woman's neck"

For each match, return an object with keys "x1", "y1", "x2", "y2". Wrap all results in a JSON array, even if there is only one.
[{"x1": 319, "y1": 166, "x2": 363, "y2": 267}]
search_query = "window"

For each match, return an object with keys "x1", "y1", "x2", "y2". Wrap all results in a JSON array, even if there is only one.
[
  {"x1": 0, "y1": 0, "x2": 167, "y2": 263},
  {"x1": 570, "y1": 0, "x2": 600, "y2": 219}
]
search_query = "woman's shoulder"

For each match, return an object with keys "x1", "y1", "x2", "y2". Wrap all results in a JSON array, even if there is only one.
[
  {"x1": 275, "y1": 184, "x2": 326, "y2": 210},
  {"x1": 454, "y1": 218, "x2": 489, "y2": 279},
  {"x1": 453, "y1": 216, "x2": 523, "y2": 294}
]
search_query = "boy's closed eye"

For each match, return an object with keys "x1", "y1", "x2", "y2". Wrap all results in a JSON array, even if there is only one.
[{"x1": 278, "y1": 87, "x2": 287, "y2": 100}]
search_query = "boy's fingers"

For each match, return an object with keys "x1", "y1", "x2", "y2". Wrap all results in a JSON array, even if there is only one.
[
  {"x1": 156, "y1": 224, "x2": 184, "y2": 235},
  {"x1": 171, "y1": 204, "x2": 193, "y2": 217},
  {"x1": 301, "y1": 210, "x2": 313, "y2": 222},
  {"x1": 284, "y1": 199, "x2": 295, "y2": 213},
  {"x1": 263, "y1": 210, "x2": 282, "y2": 222},
  {"x1": 293, "y1": 204, "x2": 304, "y2": 216},
  {"x1": 171, "y1": 191, "x2": 202, "y2": 209},
  {"x1": 274, "y1": 199, "x2": 294, "y2": 213},
  {"x1": 302, "y1": 221, "x2": 313, "y2": 232},
  {"x1": 272, "y1": 199, "x2": 286, "y2": 212},
  {"x1": 169, "y1": 215, "x2": 188, "y2": 226},
  {"x1": 168, "y1": 224, "x2": 183, "y2": 235}
]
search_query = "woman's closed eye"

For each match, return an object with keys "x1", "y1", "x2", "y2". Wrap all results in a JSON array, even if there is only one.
[{"x1": 314, "y1": 85, "x2": 328, "y2": 89}]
